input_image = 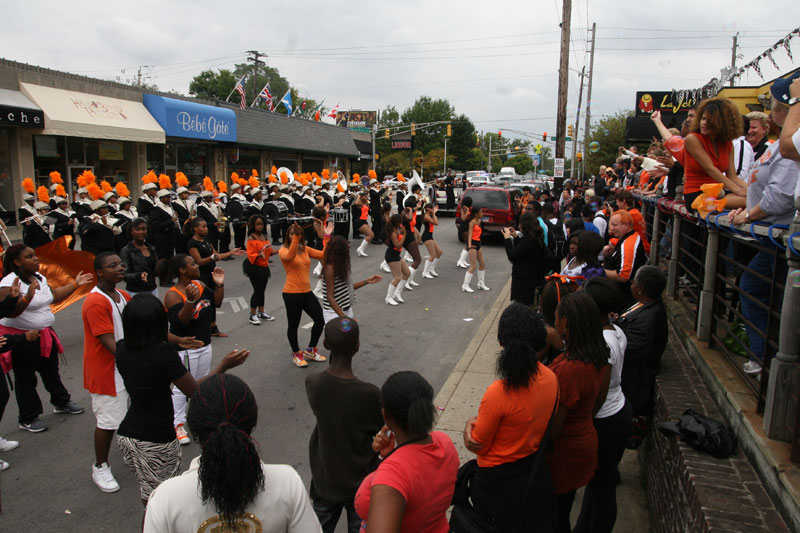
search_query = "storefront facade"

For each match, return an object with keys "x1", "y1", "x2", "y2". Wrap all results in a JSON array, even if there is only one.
[{"x1": 0, "y1": 88, "x2": 44, "y2": 221}]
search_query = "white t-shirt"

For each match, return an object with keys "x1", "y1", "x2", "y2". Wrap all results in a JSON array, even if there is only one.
[
  {"x1": 596, "y1": 325, "x2": 627, "y2": 419},
  {"x1": 144, "y1": 457, "x2": 322, "y2": 533},
  {"x1": 90, "y1": 286, "x2": 127, "y2": 392},
  {"x1": 0, "y1": 272, "x2": 55, "y2": 330},
  {"x1": 732, "y1": 136, "x2": 755, "y2": 181},
  {"x1": 561, "y1": 258, "x2": 586, "y2": 278},
  {"x1": 593, "y1": 213, "x2": 608, "y2": 238}
]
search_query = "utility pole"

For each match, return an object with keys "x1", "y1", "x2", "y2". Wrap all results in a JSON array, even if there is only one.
[
  {"x1": 443, "y1": 136, "x2": 448, "y2": 175},
  {"x1": 584, "y1": 22, "x2": 596, "y2": 181},
  {"x1": 730, "y1": 33, "x2": 739, "y2": 87},
  {"x1": 247, "y1": 50, "x2": 266, "y2": 102},
  {"x1": 487, "y1": 135, "x2": 492, "y2": 174},
  {"x1": 555, "y1": 0, "x2": 572, "y2": 166},
  {"x1": 137, "y1": 67, "x2": 142, "y2": 86},
  {"x1": 570, "y1": 66, "x2": 585, "y2": 182},
  {"x1": 371, "y1": 124, "x2": 377, "y2": 171}
]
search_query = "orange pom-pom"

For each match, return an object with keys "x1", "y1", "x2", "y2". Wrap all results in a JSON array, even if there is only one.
[
  {"x1": 248, "y1": 176, "x2": 259, "y2": 189},
  {"x1": 279, "y1": 171, "x2": 288, "y2": 185},
  {"x1": 322, "y1": 169, "x2": 330, "y2": 179},
  {"x1": 37, "y1": 186, "x2": 49, "y2": 203},
  {"x1": 49, "y1": 171, "x2": 63, "y2": 184},
  {"x1": 115, "y1": 182, "x2": 130, "y2": 197},
  {"x1": 142, "y1": 170, "x2": 158, "y2": 184},
  {"x1": 271, "y1": 165, "x2": 278, "y2": 175},
  {"x1": 87, "y1": 183, "x2": 104, "y2": 200},
  {"x1": 100, "y1": 180, "x2": 113, "y2": 193},
  {"x1": 175, "y1": 172, "x2": 189, "y2": 187},
  {"x1": 203, "y1": 177, "x2": 214, "y2": 192},
  {"x1": 251, "y1": 169, "x2": 258, "y2": 178},
  {"x1": 158, "y1": 174, "x2": 172, "y2": 190},
  {"x1": 22, "y1": 177, "x2": 35, "y2": 193},
  {"x1": 368, "y1": 169, "x2": 377, "y2": 179},
  {"x1": 268, "y1": 174, "x2": 277, "y2": 183},
  {"x1": 217, "y1": 181, "x2": 227, "y2": 194},
  {"x1": 352, "y1": 173, "x2": 360, "y2": 181},
  {"x1": 231, "y1": 172, "x2": 239, "y2": 182},
  {"x1": 316, "y1": 176, "x2": 322, "y2": 187},
  {"x1": 77, "y1": 170, "x2": 96, "y2": 188},
  {"x1": 56, "y1": 185, "x2": 66, "y2": 197}
]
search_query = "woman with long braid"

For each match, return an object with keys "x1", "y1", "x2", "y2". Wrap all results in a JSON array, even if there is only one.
[
  {"x1": 143, "y1": 374, "x2": 319, "y2": 532},
  {"x1": 322, "y1": 235, "x2": 382, "y2": 322}
]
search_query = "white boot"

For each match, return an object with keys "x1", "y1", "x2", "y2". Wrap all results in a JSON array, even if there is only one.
[
  {"x1": 385, "y1": 284, "x2": 398, "y2": 306},
  {"x1": 422, "y1": 259, "x2": 434, "y2": 279},
  {"x1": 462, "y1": 271, "x2": 474, "y2": 293},
  {"x1": 404, "y1": 252, "x2": 413, "y2": 262},
  {"x1": 313, "y1": 261, "x2": 323, "y2": 276},
  {"x1": 356, "y1": 239, "x2": 369, "y2": 257},
  {"x1": 477, "y1": 270, "x2": 491, "y2": 291},
  {"x1": 394, "y1": 280, "x2": 406, "y2": 303},
  {"x1": 457, "y1": 249, "x2": 469, "y2": 268},
  {"x1": 380, "y1": 260, "x2": 391, "y2": 273},
  {"x1": 430, "y1": 258, "x2": 440, "y2": 277},
  {"x1": 312, "y1": 278, "x2": 324, "y2": 299},
  {"x1": 407, "y1": 267, "x2": 420, "y2": 288}
]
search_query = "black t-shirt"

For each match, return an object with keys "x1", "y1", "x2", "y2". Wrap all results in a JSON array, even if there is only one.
[
  {"x1": 305, "y1": 371, "x2": 383, "y2": 502},
  {"x1": 116, "y1": 341, "x2": 187, "y2": 443},
  {"x1": 167, "y1": 282, "x2": 215, "y2": 346},
  {"x1": 186, "y1": 238, "x2": 215, "y2": 286}
]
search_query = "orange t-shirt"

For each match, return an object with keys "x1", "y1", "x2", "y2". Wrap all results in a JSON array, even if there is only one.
[
  {"x1": 683, "y1": 132, "x2": 732, "y2": 194},
  {"x1": 82, "y1": 289, "x2": 131, "y2": 396},
  {"x1": 471, "y1": 365, "x2": 559, "y2": 467},
  {"x1": 246, "y1": 237, "x2": 272, "y2": 268},
  {"x1": 638, "y1": 170, "x2": 650, "y2": 190},
  {"x1": 279, "y1": 234, "x2": 326, "y2": 293},
  {"x1": 628, "y1": 208, "x2": 650, "y2": 255}
]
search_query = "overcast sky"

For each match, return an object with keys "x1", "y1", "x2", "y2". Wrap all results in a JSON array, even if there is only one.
[{"x1": 3, "y1": 0, "x2": 799, "y2": 144}]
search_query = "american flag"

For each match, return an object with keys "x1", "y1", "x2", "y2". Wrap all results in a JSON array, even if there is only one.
[
  {"x1": 234, "y1": 75, "x2": 246, "y2": 110},
  {"x1": 328, "y1": 104, "x2": 339, "y2": 119},
  {"x1": 258, "y1": 82, "x2": 273, "y2": 109}
]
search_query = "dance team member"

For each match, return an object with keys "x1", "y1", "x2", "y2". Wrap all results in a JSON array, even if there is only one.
[
  {"x1": 351, "y1": 191, "x2": 374, "y2": 258},
  {"x1": 462, "y1": 208, "x2": 490, "y2": 292},
  {"x1": 383, "y1": 214, "x2": 410, "y2": 306},
  {"x1": 456, "y1": 196, "x2": 474, "y2": 268},
  {"x1": 420, "y1": 203, "x2": 443, "y2": 279},
  {"x1": 378, "y1": 201, "x2": 393, "y2": 273}
]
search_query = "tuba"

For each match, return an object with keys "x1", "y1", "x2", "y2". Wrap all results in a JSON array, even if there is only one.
[
  {"x1": 277, "y1": 167, "x2": 295, "y2": 187},
  {"x1": 410, "y1": 170, "x2": 429, "y2": 203}
]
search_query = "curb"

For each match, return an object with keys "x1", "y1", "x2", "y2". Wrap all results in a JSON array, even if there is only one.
[{"x1": 434, "y1": 277, "x2": 511, "y2": 415}]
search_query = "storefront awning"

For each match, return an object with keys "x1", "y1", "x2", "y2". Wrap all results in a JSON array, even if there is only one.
[
  {"x1": 143, "y1": 95, "x2": 236, "y2": 142},
  {"x1": 0, "y1": 88, "x2": 44, "y2": 127},
  {"x1": 19, "y1": 82, "x2": 165, "y2": 143}
]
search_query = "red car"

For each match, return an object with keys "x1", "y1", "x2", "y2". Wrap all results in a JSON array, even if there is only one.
[{"x1": 455, "y1": 187, "x2": 515, "y2": 241}]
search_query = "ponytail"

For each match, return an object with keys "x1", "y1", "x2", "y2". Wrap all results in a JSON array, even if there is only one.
[
  {"x1": 187, "y1": 375, "x2": 263, "y2": 529},
  {"x1": 381, "y1": 371, "x2": 436, "y2": 438},
  {"x1": 496, "y1": 303, "x2": 547, "y2": 389}
]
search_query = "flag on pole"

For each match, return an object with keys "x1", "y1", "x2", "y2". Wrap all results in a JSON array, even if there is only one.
[
  {"x1": 280, "y1": 89, "x2": 293, "y2": 116},
  {"x1": 234, "y1": 75, "x2": 247, "y2": 110},
  {"x1": 312, "y1": 99, "x2": 325, "y2": 122},
  {"x1": 255, "y1": 82, "x2": 273, "y2": 108},
  {"x1": 328, "y1": 104, "x2": 339, "y2": 119}
]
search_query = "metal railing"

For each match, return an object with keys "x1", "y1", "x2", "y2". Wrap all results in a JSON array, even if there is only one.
[{"x1": 637, "y1": 192, "x2": 800, "y2": 461}]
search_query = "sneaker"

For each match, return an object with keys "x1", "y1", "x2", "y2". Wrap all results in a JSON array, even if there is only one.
[
  {"x1": 54, "y1": 401, "x2": 84, "y2": 415},
  {"x1": 0, "y1": 459, "x2": 8, "y2": 471},
  {"x1": 304, "y1": 347, "x2": 327, "y2": 362},
  {"x1": 19, "y1": 418, "x2": 47, "y2": 433},
  {"x1": 258, "y1": 312, "x2": 275, "y2": 321},
  {"x1": 292, "y1": 351, "x2": 309, "y2": 368},
  {"x1": 175, "y1": 424, "x2": 191, "y2": 445},
  {"x1": 92, "y1": 462, "x2": 120, "y2": 493},
  {"x1": 743, "y1": 360, "x2": 762, "y2": 374},
  {"x1": 0, "y1": 436, "x2": 19, "y2": 452},
  {"x1": 249, "y1": 314, "x2": 262, "y2": 325}
]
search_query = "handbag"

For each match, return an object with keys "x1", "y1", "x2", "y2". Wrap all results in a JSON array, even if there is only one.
[{"x1": 449, "y1": 398, "x2": 558, "y2": 533}]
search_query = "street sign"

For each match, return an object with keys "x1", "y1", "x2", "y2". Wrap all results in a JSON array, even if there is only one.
[
  {"x1": 565, "y1": 136, "x2": 572, "y2": 142},
  {"x1": 533, "y1": 154, "x2": 541, "y2": 166},
  {"x1": 554, "y1": 157, "x2": 565, "y2": 178},
  {"x1": 535, "y1": 144, "x2": 542, "y2": 153}
]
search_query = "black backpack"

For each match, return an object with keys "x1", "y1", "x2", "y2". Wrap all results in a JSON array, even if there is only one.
[
  {"x1": 658, "y1": 409, "x2": 738, "y2": 459},
  {"x1": 542, "y1": 217, "x2": 566, "y2": 261}
]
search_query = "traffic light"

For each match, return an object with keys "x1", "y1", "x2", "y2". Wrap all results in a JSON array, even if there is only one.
[
  {"x1": 577, "y1": 152, "x2": 583, "y2": 162},
  {"x1": 375, "y1": 153, "x2": 380, "y2": 161},
  {"x1": 446, "y1": 124, "x2": 452, "y2": 137},
  {"x1": 543, "y1": 132, "x2": 547, "y2": 141},
  {"x1": 411, "y1": 123, "x2": 416, "y2": 136},
  {"x1": 498, "y1": 130, "x2": 502, "y2": 138},
  {"x1": 567, "y1": 124, "x2": 574, "y2": 137},
  {"x1": 385, "y1": 129, "x2": 390, "y2": 139}
]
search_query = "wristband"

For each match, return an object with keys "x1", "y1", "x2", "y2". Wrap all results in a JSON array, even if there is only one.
[
  {"x1": 215, "y1": 283, "x2": 224, "y2": 288},
  {"x1": 71, "y1": 281, "x2": 79, "y2": 289},
  {"x1": 186, "y1": 299, "x2": 197, "y2": 305},
  {"x1": 22, "y1": 295, "x2": 31, "y2": 304}
]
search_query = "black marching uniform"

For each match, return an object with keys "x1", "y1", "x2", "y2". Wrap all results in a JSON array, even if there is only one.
[
  {"x1": 226, "y1": 194, "x2": 247, "y2": 249},
  {"x1": 137, "y1": 195, "x2": 156, "y2": 219},
  {"x1": 369, "y1": 186, "x2": 385, "y2": 243},
  {"x1": 172, "y1": 198, "x2": 193, "y2": 253},
  {"x1": 80, "y1": 216, "x2": 116, "y2": 255},
  {"x1": 49, "y1": 208, "x2": 76, "y2": 247},
  {"x1": 22, "y1": 218, "x2": 52, "y2": 249},
  {"x1": 196, "y1": 201, "x2": 221, "y2": 251},
  {"x1": 147, "y1": 204, "x2": 178, "y2": 261}
]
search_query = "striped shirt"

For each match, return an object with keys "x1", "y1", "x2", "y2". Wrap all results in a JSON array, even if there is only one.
[{"x1": 322, "y1": 276, "x2": 354, "y2": 311}]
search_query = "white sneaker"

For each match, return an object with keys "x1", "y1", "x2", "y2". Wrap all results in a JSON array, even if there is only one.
[
  {"x1": 176, "y1": 424, "x2": 191, "y2": 445},
  {"x1": 0, "y1": 436, "x2": 19, "y2": 452},
  {"x1": 0, "y1": 459, "x2": 8, "y2": 471},
  {"x1": 92, "y1": 462, "x2": 120, "y2": 493},
  {"x1": 380, "y1": 261, "x2": 391, "y2": 273},
  {"x1": 743, "y1": 360, "x2": 762, "y2": 374},
  {"x1": 249, "y1": 314, "x2": 261, "y2": 325}
]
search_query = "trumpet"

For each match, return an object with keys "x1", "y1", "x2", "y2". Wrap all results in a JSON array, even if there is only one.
[{"x1": 219, "y1": 214, "x2": 229, "y2": 232}]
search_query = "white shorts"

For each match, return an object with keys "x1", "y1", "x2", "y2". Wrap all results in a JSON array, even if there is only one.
[
  {"x1": 91, "y1": 390, "x2": 129, "y2": 431},
  {"x1": 322, "y1": 307, "x2": 354, "y2": 324}
]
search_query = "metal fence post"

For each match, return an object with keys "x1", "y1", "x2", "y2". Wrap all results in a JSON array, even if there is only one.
[
  {"x1": 696, "y1": 223, "x2": 718, "y2": 341},
  {"x1": 650, "y1": 206, "x2": 661, "y2": 265},
  {"x1": 667, "y1": 213, "x2": 681, "y2": 297},
  {"x1": 764, "y1": 206, "x2": 800, "y2": 444}
]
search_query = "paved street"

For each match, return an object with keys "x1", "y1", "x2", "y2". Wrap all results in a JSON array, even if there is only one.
[{"x1": 0, "y1": 220, "x2": 512, "y2": 531}]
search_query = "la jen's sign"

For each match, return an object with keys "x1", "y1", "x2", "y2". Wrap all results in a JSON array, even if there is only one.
[{"x1": 635, "y1": 91, "x2": 697, "y2": 116}]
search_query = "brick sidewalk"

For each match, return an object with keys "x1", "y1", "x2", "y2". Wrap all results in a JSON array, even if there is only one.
[{"x1": 434, "y1": 279, "x2": 651, "y2": 532}]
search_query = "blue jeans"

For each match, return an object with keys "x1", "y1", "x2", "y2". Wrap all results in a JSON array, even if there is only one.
[
  {"x1": 739, "y1": 251, "x2": 774, "y2": 363},
  {"x1": 310, "y1": 481, "x2": 361, "y2": 533}
]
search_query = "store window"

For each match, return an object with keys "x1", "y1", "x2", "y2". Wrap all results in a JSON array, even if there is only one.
[
  {"x1": 33, "y1": 134, "x2": 67, "y2": 190},
  {"x1": 147, "y1": 143, "x2": 165, "y2": 173},
  {"x1": 228, "y1": 154, "x2": 260, "y2": 181},
  {"x1": 177, "y1": 143, "x2": 208, "y2": 185},
  {"x1": 272, "y1": 159, "x2": 297, "y2": 172},
  {"x1": 302, "y1": 158, "x2": 324, "y2": 174}
]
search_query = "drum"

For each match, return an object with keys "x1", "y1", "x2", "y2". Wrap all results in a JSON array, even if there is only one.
[
  {"x1": 287, "y1": 216, "x2": 315, "y2": 227},
  {"x1": 262, "y1": 201, "x2": 288, "y2": 224},
  {"x1": 333, "y1": 208, "x2": 350, "y2": 224}
]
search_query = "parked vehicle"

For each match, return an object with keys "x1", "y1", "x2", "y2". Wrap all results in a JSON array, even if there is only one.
[{"x1": 454, "y1": 187, "x2": 515, "y2": 240}]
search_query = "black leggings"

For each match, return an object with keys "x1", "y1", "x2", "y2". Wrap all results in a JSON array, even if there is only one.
[
  {"x1": 249, "y1": 275, "x2": 269, "y2": 308},
  {"x1": 12, "y1": 336, "x2": 71, "y2": 424},
  {"x1": 282, "y1": 291, "x2": 324, "y2": 353}
]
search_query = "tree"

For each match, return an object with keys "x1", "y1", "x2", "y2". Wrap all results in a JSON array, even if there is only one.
[
  {"x1": 506, "y1": 154, "x2": 534, "y2": 176},
  {"x1": 584, "y1": 110, "x2": 633, "y2": 176},
  {"x1": 400, "y1": 96, "x2": 454, "y2": 156},
  {"x1": 448, "y1": 113, "x2": 477, "y2": 171}
]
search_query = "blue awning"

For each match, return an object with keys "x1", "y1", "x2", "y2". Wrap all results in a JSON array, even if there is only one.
[{"x1": 143, "y1": 94, "x2": 236, "y2": 142}]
